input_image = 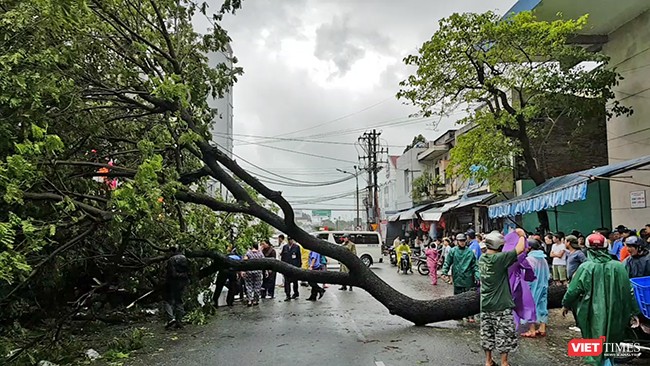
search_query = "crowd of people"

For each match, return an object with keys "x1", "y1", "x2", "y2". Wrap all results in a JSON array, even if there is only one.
[
  {"x1": 204, "y1": 233, "x2": 358, "y2": 310},
  {"x1": 396, "y1": 224, "x2": 650, "y2": 366},
  {"x1": 162, "y1": 223, "x2": 650, "y2": 365}
]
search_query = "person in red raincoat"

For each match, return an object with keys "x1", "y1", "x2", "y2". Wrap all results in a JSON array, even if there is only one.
[{"x1": 424, "y1": 244, "x2": 439, "y2": 285}]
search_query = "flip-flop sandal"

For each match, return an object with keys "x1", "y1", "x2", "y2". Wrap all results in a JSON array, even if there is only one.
[
  {"x1": 535, "y1": 330, "x2": 547, "y2": 337},
  {"x1": 521, "y1": 332, "x2": 537, "y2": 338}
]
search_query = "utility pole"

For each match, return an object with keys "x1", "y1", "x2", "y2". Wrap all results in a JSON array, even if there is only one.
[
  {"x1": 358, "y1": 130, "x2": 387, "y2": 232},
  {"x1": 336, "y1": 166, "x2": 360, "y2": 228}
]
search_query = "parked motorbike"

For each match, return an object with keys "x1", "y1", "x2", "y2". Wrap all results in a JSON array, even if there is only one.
[
  {"x1": 413, "y1": 255, "x2": 429, "y2": 276},
  {"x1": 399, "y1": 252, "x2": 411, "y2": 274},
  {"x1": 389, "y1": 248, "x2": 397, "y2": 266}
]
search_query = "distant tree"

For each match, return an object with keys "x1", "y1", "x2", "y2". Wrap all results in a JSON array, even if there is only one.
[
  {"x1": 411, "y1": 171, "x2": 443, "y2": 203},
  {"x1": 398, "y1": 11, "x2": 631, "y2": 230},
  {"x1": 403, "y1": 134, "x2": 427, "y2": 153}
]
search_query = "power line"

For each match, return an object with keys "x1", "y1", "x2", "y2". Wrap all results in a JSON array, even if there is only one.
[
  {"x1": 270, "y1": 97, "x2": 392, "y2": 139},
  {"x1": 212, "y1": 131, "x2": 404, "y2": 148},
  {"x1": 227, "y1": 136, "x2": 357, "y2": 164},
  {"x1": 210, "y1": 140, "x2": 360, "y2": 187},
  {"x1": 300, "y1": 116, "x2": 432, "y2": 139},
  {"x1": 289, "y1": 191, "x2": 358, "y2": 204}
]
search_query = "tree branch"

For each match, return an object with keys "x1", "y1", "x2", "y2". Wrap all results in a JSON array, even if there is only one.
[
  {"x1": 52, "y1": 160, "x2": 137, "y2": 172},
  {"x1": 175, "y1": 190, "x2": 252, "y2": 215},
  {"x1": 178, "y1": 166, "x2": 211, "y2": 185},
  {"x1": 22, "y1": 192, "x2": 113, "y2": 221},
  {"x1": 0, "y1": 223, "x2": 97, "y2": 305},
  {"x1": 148, "y1": 0, "x2": 182, "y2": 74}
]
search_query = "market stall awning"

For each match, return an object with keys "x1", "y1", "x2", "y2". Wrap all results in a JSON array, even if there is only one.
[
  {"x1": 454, "y1": 193, "x2": 496, "y2": 210},
  {"x1": 419, "y1": 193, "x2": 495, "y2": 221},
  {"x1": 419, "y1": 207, "x2": 446, "y2": 221},
  {"x1": 398, "y1": 204, "x2": 434, "y2": 220},
  {"x1": 488, "y1": 155, "x2": 650, "y2": 218},
  {"x1": 388, "y1": 213, "x2": 402, "y2": 222}
]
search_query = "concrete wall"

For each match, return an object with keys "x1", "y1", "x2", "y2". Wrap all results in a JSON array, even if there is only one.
[
  {"x1": 395, "y1": 147, "x2": 426, "y2": 210},
  {"x1": 602, "y1": 9, "x2": 650, "y2": 230}
]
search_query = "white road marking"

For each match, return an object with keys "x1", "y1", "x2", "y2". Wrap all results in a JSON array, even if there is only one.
[{"x1": 375, "y1": 362, "x2": 386, "y2": 366}]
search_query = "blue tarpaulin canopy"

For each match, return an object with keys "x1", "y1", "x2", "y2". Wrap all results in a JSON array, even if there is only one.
[{"x1": 488, "y1": 156, "x2": 650, "y2": 218}]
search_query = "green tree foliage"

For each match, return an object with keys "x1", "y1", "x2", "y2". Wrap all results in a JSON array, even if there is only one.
[
  {"x1": 411, "y1": 171, "x2": 443, "y2": 203},
  {"x1": 403, "y1": 134, "x2": 427, "y2": 153},
  {"x1": 0, "y1": 1, "x2": 273, "y2": 362},
  {"x1": 398, "y1": 12, "x2": 631, "y2": 187}
]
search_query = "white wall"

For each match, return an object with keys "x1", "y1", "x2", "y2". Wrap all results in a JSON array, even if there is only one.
[
  {"x1": 207, "y1": 46, "x2": 234, "y2": 157},
  {"x1": 206, "y1": 45, "x2": 234, "y2": 198},
  {"x1": 603, "y1": 9, "x2": 650, "y2": 230},
  {"x1": 378, "y1": 157, "x2": 399, "y2": 219},
  {"x1": 395, "y1": 148, "x2": 427, "y2": 210}
]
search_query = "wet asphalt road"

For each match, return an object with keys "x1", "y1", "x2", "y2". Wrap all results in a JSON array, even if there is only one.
[{"x1": 126, "y1": 261, "x2": 583, "y2": 366}]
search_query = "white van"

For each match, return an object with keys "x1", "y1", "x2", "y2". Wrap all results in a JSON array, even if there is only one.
[{"x1": 310, "y1": 231, "x2": 383, "y2": 268}]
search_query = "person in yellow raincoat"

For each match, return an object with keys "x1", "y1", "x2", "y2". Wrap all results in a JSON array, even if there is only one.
[
  {"x1": 395, "y1": 239, "x2": 413, "y2": 274},
  {"x1": 299, "y1": 244, "x2": 310, "y2": 287}
]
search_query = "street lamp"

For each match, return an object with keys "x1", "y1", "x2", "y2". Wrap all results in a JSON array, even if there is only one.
[{"x1": 337, "y1": 166, "x2": 360, "y2": 229}]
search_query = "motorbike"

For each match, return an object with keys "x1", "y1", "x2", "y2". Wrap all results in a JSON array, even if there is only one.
[
  {"x1": 413, "y1": 255, "x2": 429, "y2": 276},
  {"x1": 389, "y1": 248, "x2": 397, "y2": 266},
  {"x1": 399, "y1": 252, "x2": 411, "y2": 274}
]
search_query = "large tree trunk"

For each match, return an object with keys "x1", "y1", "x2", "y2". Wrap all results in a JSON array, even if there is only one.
[
  {"x1": 518, "y1": 118, "x2": 550, "y2": 231},
  {"x1": 193, "y1": 249, "x2": 568, "y2": 325},
  {"x1": 169, "y1": 131, "x2": 571, "y2": 326}
]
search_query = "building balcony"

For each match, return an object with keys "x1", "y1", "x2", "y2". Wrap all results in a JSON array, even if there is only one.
[{"x1": 417, "y1": 143, "x2": 450, "y2": 162}]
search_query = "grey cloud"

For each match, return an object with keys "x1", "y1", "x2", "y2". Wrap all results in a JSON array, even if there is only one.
[
  {"x1": 211, "y1": 0, "x2": 517, "y2": 217},
  {"x1": 314, "y1": 15, "x2": 393, "y2": 77}
]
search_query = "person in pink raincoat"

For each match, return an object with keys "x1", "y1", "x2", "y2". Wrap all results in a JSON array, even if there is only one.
[{"x1": 424, "y1": 244, "x2": 439, "y2": 285}]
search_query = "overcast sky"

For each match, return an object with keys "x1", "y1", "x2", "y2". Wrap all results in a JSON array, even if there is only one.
[{"x1": 213, "y1": 0, "x2": 516, "y2": 219}]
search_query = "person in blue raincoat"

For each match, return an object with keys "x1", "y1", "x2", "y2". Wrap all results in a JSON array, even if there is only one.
[{"x1": 522, "y1": 239, "x2": 549, "y2": 338}]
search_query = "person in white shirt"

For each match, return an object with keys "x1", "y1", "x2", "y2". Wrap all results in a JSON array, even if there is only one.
[{"x1": 550, "y1": 232, "x2": 569, "y2": 285}]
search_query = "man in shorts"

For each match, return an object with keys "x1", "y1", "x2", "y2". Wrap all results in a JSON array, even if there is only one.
[
  {"x1": 479, "y1": 229, "x2": 526, "y2": 366},
  {"x1": 550, "y1": 232, "x2": 568, "y2": 285}
]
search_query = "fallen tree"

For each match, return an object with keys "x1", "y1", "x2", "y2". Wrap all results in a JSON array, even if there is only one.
[
  {"x1": 189, "y1": 249, "x2": 568, "y2": 324},
  {"x1": 0, "y1": 0, "x2": 573, "y2": 344}
]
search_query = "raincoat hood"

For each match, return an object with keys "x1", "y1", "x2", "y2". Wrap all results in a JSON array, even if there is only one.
[
  {"x1": 587, "y1": 248, "x2": 614, "y2": 263},
  {"x1": 528, "y1": 250, "x2": 546, "y2": 259}
]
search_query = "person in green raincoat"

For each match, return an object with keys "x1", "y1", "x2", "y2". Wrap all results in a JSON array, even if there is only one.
[
  {"x1": 442, "y1": 233, "x2": 479, "y2": 295},
  {"x1": 562, "y1": 233, "x2": 639, "y2": 366}
]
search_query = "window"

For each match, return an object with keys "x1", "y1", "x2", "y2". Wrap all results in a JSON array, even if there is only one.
[
  {"x1": 317, "y1": 233, "x2": 329, "y2": 240},
  {"x1": 383, "y1": 186, "x2": 389, "y2": 206},
  {"x1": 404, "y1": 170, "x2": 411, "y2": 194},
  {"x1": 357, "y1": 234, "x2": 380, "y2": 244}
]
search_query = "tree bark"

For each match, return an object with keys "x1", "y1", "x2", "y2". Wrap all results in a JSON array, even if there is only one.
[
  {"x1": 187, "y1": 247, "x2": 568, "y2": 325},
  {"x1": 517, "y1": 118, "x2": 550, "y2": 231}
]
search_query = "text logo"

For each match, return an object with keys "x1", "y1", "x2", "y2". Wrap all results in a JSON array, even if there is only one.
[
  {"x1": 568, "y1": 337, "x2": 641, "y2": 358},
  {"x1": 568, "y1": 336, "x2": 605, "y2": 357}
]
